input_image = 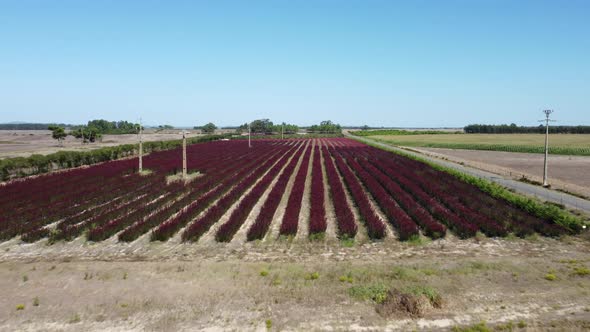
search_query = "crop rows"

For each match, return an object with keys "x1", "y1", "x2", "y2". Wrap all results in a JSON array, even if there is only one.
[{"x1": 0, "y1": 138, "x2": 575, "y2": 245}]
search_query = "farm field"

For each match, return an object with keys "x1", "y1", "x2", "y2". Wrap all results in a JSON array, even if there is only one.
[
  {"x1": 1, "y1": 137, "x2": 589, "y2": 330},
  {"x1": 0, "y1": 138, "x2": 580, "y2": 246},
  {"x1": 367, "y1": 133, "x2": 590, "y2": 155}
]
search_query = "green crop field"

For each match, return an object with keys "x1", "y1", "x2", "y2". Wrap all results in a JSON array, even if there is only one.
[{"x1": 368, "y1": 133, "x2": 590, "y2": 156}]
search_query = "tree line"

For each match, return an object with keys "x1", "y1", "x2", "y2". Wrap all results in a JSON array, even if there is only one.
[
  {"x1": 0, "y1": 123, "x2": 73, "y2": 130},
  {"x1": 464, "y1": 124, "x2": 590, "y2": 134}
]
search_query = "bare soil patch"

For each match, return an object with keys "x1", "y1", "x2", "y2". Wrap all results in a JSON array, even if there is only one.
[{"x1": 2, "y1": 232, "x2": 590, "y2": 331}]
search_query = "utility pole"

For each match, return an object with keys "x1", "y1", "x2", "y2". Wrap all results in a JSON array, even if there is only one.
[
  {"x1": 539, "y1": 109, "x2": 555, "y2": 187},
  {"x1": 248, "y1": 123, "x2": 251, "y2": 148},
  {"x1": 138, "y1": 117, "x2": 143, "y2": 173},
  {"x1": 281, "y1": 123, "x2": 284, "y2": 139},
  {"x1": 180, "y1": 130, "x2": 189, "y2": 178}
]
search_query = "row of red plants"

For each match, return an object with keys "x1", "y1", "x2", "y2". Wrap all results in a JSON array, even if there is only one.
[
  {"x1": 321, "y1": 144, "x2": 357, "y2": 238},
  {"x1": 246, "y1": 143, "x2": 306, "y2": 241},
  {"x1": 181, "y1": 144, "x2": 297, "y2": 242},
  {"x1": 364, "y1": 145, "x2": 567, "y2": 238},
  {"x1": 111, "y1": 147, "x2": 259, "y2": 242},
  {"x1": 352, "y1": 155, "x2": 448, "y2": 239},
  {"x1": 279, "y1": 143, "x2": 312, "y2": 236},
  {"x1": 216, "y1": 144, "x2": 300, "y2": 242},
  {"x1": 369, "y1": 156, "x2": 478, "y2": 238},
  {"x1": 150, "y1": 142, "x2": 295, "y2": 242},
  {"x1": 330, "y1": 149, "x2": 386, "y2": 239},
  {"x1": 9, "y1": 140, "x2": 288, "y2": 243},
  {"x1": 308, "y1": 142, "x2": 327, "y2": 236},
  {"x1": 333, "y1": 148, "x2": 418, "y2": 241}
]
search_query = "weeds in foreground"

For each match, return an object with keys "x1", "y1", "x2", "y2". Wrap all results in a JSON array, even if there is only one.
[
  {"x1": 309, "y1": 232, "x2": 325, "y2": 241},
  {"x1": 69, "y1": 313, "x2": 81, "y2": 324},
  {"x1": 545, "y1": 272, "x2": 558, "y2": 281},
  {"x1": 348, "y1": 283, "x2": 388, "y2": 304},
  {"x1": 304, "y1": 272, "x2": 319, "y2": 281},
  {"x1": 451, "y1": 321, "x2": 491, "y2": 332},
  {"x1": 572, "y1": 266, "x2": 590, "y2": 276},
  {"x1": 403, "y1": 285, "x2": 441, "y2": 307},
  {"x1": 339, "y1": 272, "x2": 354, "y2": 283},
  {"x1": 340, "y1": 237, "x2": 355, "y2": 247},
  {"x1": 406, "y1": 235, "x2": 430, "y2": 246}
]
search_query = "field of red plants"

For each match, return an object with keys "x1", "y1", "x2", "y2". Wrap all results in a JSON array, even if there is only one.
[{"x1": 0, "y1": 138, "x2": 573, "y2": 245}]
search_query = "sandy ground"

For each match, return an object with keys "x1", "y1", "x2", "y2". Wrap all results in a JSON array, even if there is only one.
[
  {"x1": 1, "y1": 234, "x2": 590, "y2": 331},
  {"x1": 0, "y1": 130, "x2": 222, "y2": 159},
  {"x1": 410, "y1": 147, "x2": 590, "y2": 199}
]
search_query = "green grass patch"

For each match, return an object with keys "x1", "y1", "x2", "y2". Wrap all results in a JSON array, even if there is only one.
[
  {"x1": 340, "y1": 236, "x2": 355, "y2": 247},
  {"x1": 352, "y1": 129, "x2": 459, "y2": 137},
  {"x1": 451, "y1": 321, "x2": 492, "y2": 332},
  {"x1": 348, "y1": 283, "x2": 389, "y2": 304},
  {"x1": 572, "y1": 266, "x2": 590, "y2": 276},
  {"x1": 406, "y1": 234, "x2": 431, "y2": 246},
  {"x1": 403, "y1": 285, "x2": 441, "y2": 305},
  {"x1": 309, "y1": 232, "x2": 325, "y2": 241},
  {"x1": 545, "y1": 273, "x2": 558, "y2": 281},
  {"x1": 367, "y1": 133, "x2": 590, "y2": 156},
  {"x1": 304, "y1": 272, "x2": 320, "y2": 281}
]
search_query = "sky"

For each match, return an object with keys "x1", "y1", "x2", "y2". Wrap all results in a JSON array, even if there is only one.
[{"x1": 0, "y1": 0, "x2": 589, "y2": 127}]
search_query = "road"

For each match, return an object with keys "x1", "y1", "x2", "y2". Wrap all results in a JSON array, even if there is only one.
[{"x1": 348, "y1": 134, "x2": 590, "y2": 216}]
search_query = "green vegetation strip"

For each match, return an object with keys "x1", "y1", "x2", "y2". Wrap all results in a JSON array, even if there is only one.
[
  {"x1": 351, "y1": 129, "x2": 459, "y2": 136},
  {"x1": 352, "y1": 137, "x2": 588, "y2": 233},
  {"x1": 371, "y1": 139, "x2": 590, "y2": 156}
]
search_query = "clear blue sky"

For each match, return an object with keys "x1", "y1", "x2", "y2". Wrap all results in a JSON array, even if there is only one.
[{"x1": 1, "y1": 0, "x2": 588, "y2": 127}]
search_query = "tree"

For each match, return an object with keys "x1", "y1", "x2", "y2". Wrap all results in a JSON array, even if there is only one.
[
  {"x1": 200, "y1": 122, "x2": 217, "y2": 134},
  {"x1": 71, "y1": 126, "x2": 101, "y2": 143},
  {"x1": 361, "y1": 125, "x2": 370, "y2": 131},
  {"x1": 272, "y1": 122, "x2": 299, "y2": 134},
  {"x1": 48, "y1": 126, "x2": 67, "y2": 146},
  {"x1": 250, "y1": 119, "x2": 274, "y2": 134},
  {"x1": 308, "y1": 120, "x2": 342, "y2": 134}
]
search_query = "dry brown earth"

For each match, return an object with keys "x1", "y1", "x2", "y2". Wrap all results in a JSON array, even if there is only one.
[{"x1": 1, "y1": 235, "x2": 590, "y2": 331}]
